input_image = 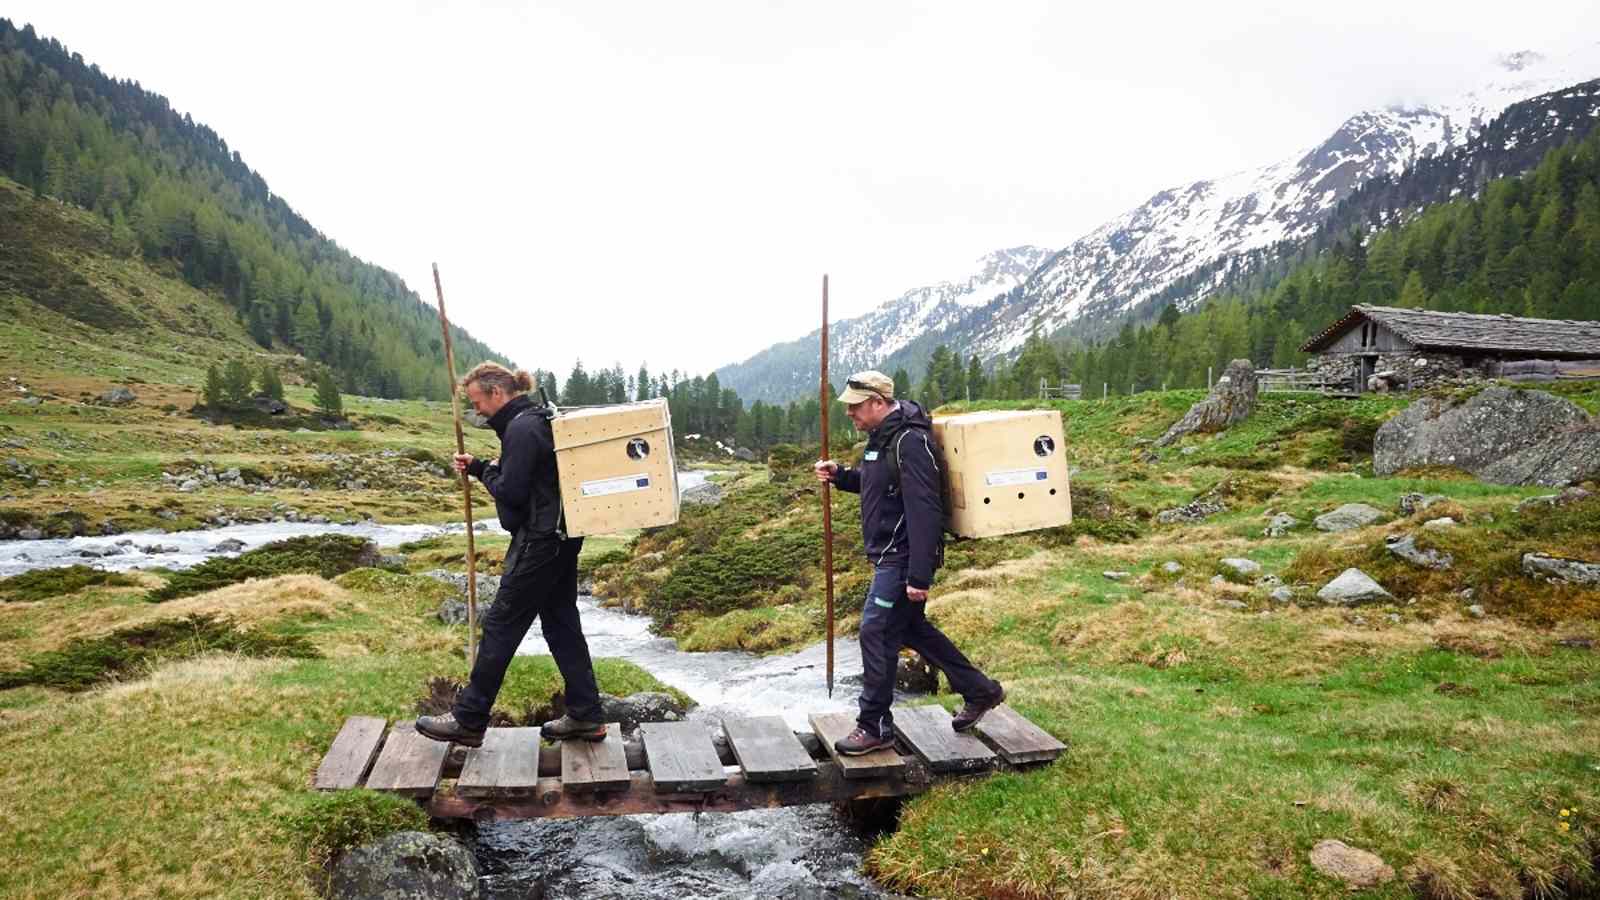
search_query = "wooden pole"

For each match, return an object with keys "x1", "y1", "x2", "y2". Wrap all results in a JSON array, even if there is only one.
[
  {"x1": 432, "y1": 263, "x2": 479, "y2": 670},
  {"x1": 820, "y1": 274, "x2": 835, "y2": 699}
]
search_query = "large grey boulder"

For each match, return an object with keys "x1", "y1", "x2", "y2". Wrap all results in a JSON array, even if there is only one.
[
  {"x1": 1219, "y1": 558, "x2": 1262, "y2": 579},
  {"x1": 598, "y1": 691, "x2": 689, "y2": 733},
  {"x1": 99, "y1": 386, "x2": 136, "y2": 405},
  {"x1": 1317, "y1": 569, "x2": 1393, "y2": 604},
  {"x1": 1309, "y1": 839, "x2": 1395, "y2": 889},
  {"x1": 1374, "y1": 387, "x2": 1600, "y2": 486},
  {"x1": 680, "y1": 480, "x2": 723, "y2": 506},
  {"x1": 330, "y1": 831, "x2": 479, "y2": 900},
  {"x1": 1314, "y1": 503, "x2": 1383, "y2": 532},
  {"x1": 1522, "y1": 553, "x2": 1600, "y2": 586},
  {"x1": 1264, "y1": 513, "x2": 1298, "y2": 537},
  {"x1": 1155, "y1": 359, "x2": 1258, "y2": 447},
  {"x1": 1385, "y1": 534, "x2": 1453, "y2": 570}
]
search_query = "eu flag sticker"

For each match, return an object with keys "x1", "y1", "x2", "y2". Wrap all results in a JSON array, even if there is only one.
[
  {"x1": 1035, "y1": 470, "x2": 1048, "y2": 480},
  {"x1": 636, "y1": 477, "x2": 650, "y2": 488}
]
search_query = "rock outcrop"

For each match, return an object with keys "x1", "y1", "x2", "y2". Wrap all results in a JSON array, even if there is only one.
[
  {"x1": 1154, "y1": 359, "x2": 1258, "y2": 447},
  {"x1": 1317, "y1": 569, "x2": 1393, "y2": 604},
  {"x1": 1314, "y1": 503, "x2": 1383, "y2": 532},
  {"x1": 1522, "y1": 553, "x2": 1600, "y2": 586},
  {"x1": 330, "y1": 831, "x2": 479, "y2": 900},
  {"x1": 1309, "y1": 839, "x2": 1395, "y2": 889},
  {"x1": 1374, "y1": 387, "x2": 1600, "y2": 486}
]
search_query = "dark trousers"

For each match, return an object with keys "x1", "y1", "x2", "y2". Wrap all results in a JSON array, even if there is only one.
[
  {"x1": 857, "y1": 565, "x2": 999, "y2": 738},
  {"x1": 454, "y1": 532, "x2": 603, "y2": 729}
]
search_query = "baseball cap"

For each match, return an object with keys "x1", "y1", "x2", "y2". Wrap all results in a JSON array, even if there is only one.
[{"x1": 837, "y1": 370, "x2": 894, "y2": 404}]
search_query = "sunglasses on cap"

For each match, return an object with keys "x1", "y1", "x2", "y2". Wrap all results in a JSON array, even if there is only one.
[{"x1": 847, "y1": 379, "x2": 891, "y2": 401}]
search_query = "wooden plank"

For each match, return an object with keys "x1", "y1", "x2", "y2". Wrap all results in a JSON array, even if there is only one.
[
  {"x1": 561, "y1": 723, "x2": 630, "y2": 793},
  {"x1": 426, "y1": 758, "x2": 935, "y2": 821},
  {"x1": 973, "y1": 704, "x2": 1067, "y2": 765},
  {"x1": 722, "y1": 716, "x2": 818, "y2": 783},
  {"x1": 314, "y1": 716, "x2": 387, "y2": 790},
  {"x1": 639, "y1": 721, "x2": 726, "y2": 792},
  {"x1": 457, "y1": 728, "x2": 542, "y2": 798},
  {"x1": 892, "y1": 705, "x2": 997, "y2": 774},
  {"x1": 808, "y1": 711, "x2": 904, "y2": 780},
  {"x1": 364, "y1": 723, "x2": 450, "y2": 798}
]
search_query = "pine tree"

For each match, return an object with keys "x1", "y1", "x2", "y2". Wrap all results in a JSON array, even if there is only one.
[
  {"x1": 221, "y1": 359, "x2": 253, "y2": 407},
  {"x1": 258, "y1": 364, "x2": 285, "y2": 401},
  {"x1": 314, "y1": 369, "x2": 343, "y2": 416},
  {"x1": 202, "y1": 363, "x2": 225, "y2": 408}
]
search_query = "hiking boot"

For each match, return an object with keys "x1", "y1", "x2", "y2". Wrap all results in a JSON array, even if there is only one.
[
  {"x1": 834, "y1": 727, "x2": 895, "y2": 757},
  {"x1": 952, "y1": 684, "x2": 1005, "y2": 732},
  {"x1": 540, "y1": 714, "x2": 608, "y2": 742},
  {"x1": 415, "y1": 712, "x2": 485, "y2": 747}
]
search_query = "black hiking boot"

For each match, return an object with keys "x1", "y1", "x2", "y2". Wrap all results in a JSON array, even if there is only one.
[
  {"x1": 834, "y1": 726, "x2": 895, "y2": 757},
  {"x1": 540, "y1": 714, "x2": 608, "y2": 742},
  {"x1": 415, "y1": 712, "x2": 485, "y2": 747},
  {"x1": 952, "y1": 684, "x2": 1005, "y2": 732}
]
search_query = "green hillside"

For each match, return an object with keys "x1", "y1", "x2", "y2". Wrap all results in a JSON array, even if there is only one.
[{"x1": 0, "y1": 18, "x2": 506, "y2": 399}]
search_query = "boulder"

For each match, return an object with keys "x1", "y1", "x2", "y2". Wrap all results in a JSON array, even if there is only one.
[
  {"x1": 1516, "y1": 486, "x2": 1593, "y2": 512},
  {"x1": 1269, "y1": 586, "x2": 1295, "y2": 604},
  {"x1": 1385, "y1": 534, "x2": 1453, "y2": 570},
  {"x1": 17, "y1": 526, "x2": 43, "y2": 540},
  {"x1": 1314, "y1": 503, "x2": 1383, "y2": 532},
  {"x1": 99, "y1": 386, "x2": 136, "y2": 406},
  {"x1": 1317, "y1": 569, "x2": 1393, "y2": 605},
  {"x1": 250, "y1": 395, "x2": 287, "y2": 415},
  {"x1": 1309, "y1": 840, "x2": 1394, "y2": 889},
  {"x1": 210, "y1": 538, "x2": 247, "y2": 553},
  {"x1": 734, "y1": 447, "x2": 758, "y2": 462},
  {"x1": 598, "y1": 691, "x2": 688, "y2": 733},
  {"x1": 1155, "y1": 359, "x2": 1258, "y2": 447},
  {"x1": 1422, "y1": 517, "x2": 1457, "y2": 530},
  {"x1": 1219, "y1": 558, "x2": 1262, "y2": 579},
  {"x1": 1160, "y1": 561, "x2": 1185, "y2": 575},
  {"x1": 1522, "y1": 553, "x2": 1600, "y2": 586},
  {"x1": 895, "y1": 652, "x2": 939, "y2": 693},
  {"x1": 1398, "y1": 492, "x2": 1447, "y2": 516},
  {"x1": 329, "y1": 831, "x2": 479, "y2": 900},
  {"x1": 680, "y1": 481, "x2": 723, "y2": 507},
  {"x1": 1373, "y1": 387, "x2": 1600, "y2": 486},
  {"x1": 1102, "y1": 571, "x2": 1131, "y2": 581},
  {"x1": 1264, "y1": 513, "x2": 1297, "y2": 538}
]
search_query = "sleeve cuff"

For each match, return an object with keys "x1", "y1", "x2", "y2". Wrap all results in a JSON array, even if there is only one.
[
  {"x1": 466, "y1": 459, "x2": 487, "y2": 479},
  {"x1": 907, "y1": 575, "x2": 931, "y2": 590}
]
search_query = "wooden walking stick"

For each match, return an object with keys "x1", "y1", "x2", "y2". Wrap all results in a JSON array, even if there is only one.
[
  {"x1": 432, "y1": 263, "x2": 479, "y2": 670},
  {"x1": 820, "y1": 274, "x2": 835, "y2": 698}
]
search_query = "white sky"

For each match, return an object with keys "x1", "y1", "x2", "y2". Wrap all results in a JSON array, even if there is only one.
[{"x1": 9, "y1": 1, "x2": 1600, "y2": 380}]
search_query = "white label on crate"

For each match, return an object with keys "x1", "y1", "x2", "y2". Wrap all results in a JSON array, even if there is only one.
[
  {"x1": 985, "y1": 467, "x2": 1049, "y2": 487},
  {"x1": 580, "y1": 474, "x2": 652, "y2": 497}
]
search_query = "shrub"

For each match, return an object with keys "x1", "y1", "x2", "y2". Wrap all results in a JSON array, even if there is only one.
[
  {"x1": 0, "y1": 565, "x2": 140, "y2": 602},
  {"x1": 285, "y1": 789, "x2": 431, "y2": 869},
  {"x1": 147, "y1": 535, "x2": 377, "y2": 602},
  {"x1": 0, "y1": 613, "x2": 319, "y2": 691}
]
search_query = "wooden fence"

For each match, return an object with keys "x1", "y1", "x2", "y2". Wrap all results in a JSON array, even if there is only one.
[{"x1": 1256, "y1": 367, "x2": 1354, "y2": 395}]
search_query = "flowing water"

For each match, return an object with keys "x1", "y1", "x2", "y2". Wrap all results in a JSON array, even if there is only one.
[{"x1": 1, "y1": 468, "x2": 905, "y2": 897}]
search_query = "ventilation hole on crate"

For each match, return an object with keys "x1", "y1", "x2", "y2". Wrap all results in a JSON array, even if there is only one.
[
  {"x1": 1049, "y1": 488, "x2": 1057, "y2": 495},
  {"x1": 983, "y1": 497, "x2": 991, "y2": 505},
  {"x1": 1017, "y1": 492, "x2": 1025, "y2": 500}
]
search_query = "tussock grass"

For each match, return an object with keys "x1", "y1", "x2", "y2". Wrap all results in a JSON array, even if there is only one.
[
  {"x1": 0, "y1": 564, "x2": 140, "y2": 602},
  {"x1": 147, "y1": 535, "x2": 380, "y2": 602}
]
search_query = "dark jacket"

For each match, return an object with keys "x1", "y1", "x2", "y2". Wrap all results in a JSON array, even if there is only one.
[
  {"x1": 465, "y1": 394, "x2": 563, "y2": 537},
  {"x1": 831, "y1": 400, "x2": 943, "y2": 590}
]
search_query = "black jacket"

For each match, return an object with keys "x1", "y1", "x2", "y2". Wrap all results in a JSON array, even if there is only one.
[
  {"x1": 465, "y1": 394, "x2": 563, "y2": 537},
  {"x1": 831, "y1": 400, "x2": 943, "y2": 590}
]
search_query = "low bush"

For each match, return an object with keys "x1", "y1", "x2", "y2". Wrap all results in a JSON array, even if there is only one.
[
  {"x1": 0, "y1": 613, "x2": 319, "y2": 691},
  {"x1": 147, "y1": 535, "x2": 378, "y2": 602},
  {"x1": 0, "y1": 564, "x2": 140, "y2": 602}
]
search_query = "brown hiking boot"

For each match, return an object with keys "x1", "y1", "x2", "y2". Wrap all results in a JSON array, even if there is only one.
[
  {"x1": 540, "y1": 714, "x2": 607, "y2": 741},
  {"x1": 834, "y1": 726, "x2": 895, "y2": 756},
  {"x1": 415, "y1": 712, "x2": 485, "y2": 747},
  {"x1": 952, "y1": 684, "x2": 1005, "y2": 732}
]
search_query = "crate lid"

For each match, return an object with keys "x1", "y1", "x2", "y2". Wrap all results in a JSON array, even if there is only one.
[
  {"x1": 934, "y1": 409, "x2": 1061, "y2": 426},
  {"x1": 552, "y1": 399, "x2": 672, "y2": 451}
]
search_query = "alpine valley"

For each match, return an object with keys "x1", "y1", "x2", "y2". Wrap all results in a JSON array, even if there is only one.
[{"x1": 718, "y1": 44, "x2": 1600, "y2": 404}]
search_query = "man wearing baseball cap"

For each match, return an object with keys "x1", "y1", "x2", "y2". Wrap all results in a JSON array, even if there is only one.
[{"x1": 814, "y1": 370, "x2": 1005, "y2": 755}]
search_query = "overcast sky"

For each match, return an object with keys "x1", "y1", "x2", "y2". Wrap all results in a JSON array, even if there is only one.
[{"x1": 9, "y1": 1, "x2": 1600, "y2": 380}]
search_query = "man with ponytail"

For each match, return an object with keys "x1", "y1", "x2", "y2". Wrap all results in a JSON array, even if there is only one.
[{"x1": 417, "y1": 362, "x2": 608, "y2": 745}]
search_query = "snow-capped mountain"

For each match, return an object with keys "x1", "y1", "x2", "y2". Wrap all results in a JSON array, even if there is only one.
[
  {"x1": 719, "y1": 44, "x2": 1600, "y2": 403},
  {"x1": 716, "y1": 245, "x2": 1050, "y2": 404}
]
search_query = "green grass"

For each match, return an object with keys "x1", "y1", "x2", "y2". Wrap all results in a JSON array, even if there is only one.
[
  {"x1": 0, "y1": 565, "x2": 141, "y2": 602},
  {"x1": 147, "y1": 535, "x2": 385, "y2": 602}
]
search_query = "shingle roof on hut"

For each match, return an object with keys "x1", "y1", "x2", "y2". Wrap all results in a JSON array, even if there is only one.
[{"x1": 1301, "y1": 305, "x2": 1600, "y2": 358}]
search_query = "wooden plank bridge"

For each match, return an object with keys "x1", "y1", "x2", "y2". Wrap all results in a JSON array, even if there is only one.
[{"x1": 315, "y1": 705, "x2": 1065, "y2": 821}]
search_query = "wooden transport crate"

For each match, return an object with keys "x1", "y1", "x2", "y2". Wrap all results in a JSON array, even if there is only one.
[
  {"x1": 932, "y1": 410, "x2": 1072, "y2": 539},
  {"x1": 551, "y1": 399, "x2": 679, "y2": 536}
]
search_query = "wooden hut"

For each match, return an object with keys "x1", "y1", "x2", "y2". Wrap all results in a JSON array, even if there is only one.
[{"x1": 1299, "y1": 305, "x2": 1600, "y2": 393}]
